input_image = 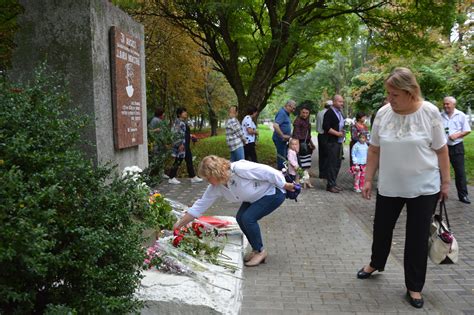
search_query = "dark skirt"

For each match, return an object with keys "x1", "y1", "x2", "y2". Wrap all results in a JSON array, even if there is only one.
[{"x1": 298, "y1": 140, "x2": 313, "y2": 169}]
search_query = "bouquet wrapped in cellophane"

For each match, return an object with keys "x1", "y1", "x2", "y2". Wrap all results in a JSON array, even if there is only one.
[{"x1": 143, "y1": 199, "x2": 243, "y2": 291}]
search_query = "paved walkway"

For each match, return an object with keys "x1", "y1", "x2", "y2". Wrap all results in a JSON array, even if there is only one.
[{"x1": 155, "y1": 148, "x2": 474, "y2": 314}]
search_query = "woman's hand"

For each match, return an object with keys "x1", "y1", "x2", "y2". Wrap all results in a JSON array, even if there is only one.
[
  {"x1": 440, "y1": 182, "x2": 450, "y2": 201},
  {"x1": 362, "y1": 181, "x2": 372, "y2": 200},
  {"x1": 173, "y1": 213, "x2": 195, "y2": 230},
  {"x1": 284, "y1": 183, "x2": 295, "y2": 191}
]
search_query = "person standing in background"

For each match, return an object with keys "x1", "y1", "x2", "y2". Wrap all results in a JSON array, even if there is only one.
[
  {"x1": 292, "y1": 104, "x2": 315, "y2": 187},
  {"x1": 322, "y1": 95, "x2": 345, "y2": 193},
  {"x1": 225, "y1": 106, "x2": 247, "y2": 162},
  {"x1": 351, "y1": 134, "x2": 369, "y2": 193},
  {"x1": 316, "y1": 100, "x2": 332, "y2": 179},
  {"x1": 272, "y1": 100, "x2": 296, "y2": 170},
  {"x1": 149, "y1": 107, "x2": 165, "y2": 133},
  {"x1": 441, "y1": 96, "x2": 471, "y2": 204},
  {"x1": 242, "y1": 106, "x2": 259, "y2": 162},
  {"x1": 350, "y1": 112, "x2": 369, "y2": 167},
  {"x1": 168, "y1": 107, "x2": 203, "y2": 184}
]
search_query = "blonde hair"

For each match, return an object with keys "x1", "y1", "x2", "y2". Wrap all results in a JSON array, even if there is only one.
[
  {"x1": 385, "y1": 67, "x2": 422, "y2": 102},
  {"x1": 289, "y1": 138, "x2": 299, "y2": 145},
  {"x1": 198, "y1": 155, "x2": 231, "y2": 182}
]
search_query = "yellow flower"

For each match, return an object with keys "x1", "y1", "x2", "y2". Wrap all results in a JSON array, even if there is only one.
[
  {"x1": 153, "y1": 193, "x2": 161, "y2": 198},
  {"x1": 0, "y1": 159, "x2": 4, "y2": 166}
]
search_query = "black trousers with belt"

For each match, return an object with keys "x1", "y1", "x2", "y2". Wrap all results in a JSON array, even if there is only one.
[
  {"x1": 369, "y1": 192, "x2": 438, "y2": 292},
  {"x1": 317, "y1": 133, "x2": 328, "y2": 178},
  {"x1": 448, "y1": 142, "x2": 468, "y2": 199},
  {"x1": 326, "y1": 142, "x2": 341, "y2": 188}
]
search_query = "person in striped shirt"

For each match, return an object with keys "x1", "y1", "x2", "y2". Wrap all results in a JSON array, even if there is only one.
[{"x1": 225, "y1": 106, "x2": 247, "y2": 162}]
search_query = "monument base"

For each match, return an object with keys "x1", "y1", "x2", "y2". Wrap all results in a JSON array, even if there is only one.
[{"x1": 137, "y1": 217, "x2": 246, "y2": 315}]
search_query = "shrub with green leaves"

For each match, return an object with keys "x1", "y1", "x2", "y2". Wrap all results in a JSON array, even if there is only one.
[{"x1": 0, "y1": 68, "x2": 146, "y2": 313}]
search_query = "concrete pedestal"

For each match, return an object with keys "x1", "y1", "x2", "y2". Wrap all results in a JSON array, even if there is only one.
[{"x1": 137, "y1": 217, "x2": 245, "y2": 315}]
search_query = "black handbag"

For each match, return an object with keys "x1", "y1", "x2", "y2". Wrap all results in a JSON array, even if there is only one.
[{"x1": 299, "y1": 129, "x2": 310, "y2": 153}]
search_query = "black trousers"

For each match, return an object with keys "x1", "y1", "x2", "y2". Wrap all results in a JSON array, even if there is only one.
[
  {"x1": 317, "y1": 133, "x2": 328, "y2": 178},
  {"x1": 448, "y1": 143, "x2": 468, "y2": 199},
  {"x1": 326, "y1": 142, "x2": 341, "y2": 188},
  {"x1": 369, "y1": 192, "x2": 438, "y2": 292},
  {"x1": 244, "y1": 142, "x2": 258, "y2": 162},
  {"x1": 168, "y1": 145, "x2": 196, "y2": 179}
]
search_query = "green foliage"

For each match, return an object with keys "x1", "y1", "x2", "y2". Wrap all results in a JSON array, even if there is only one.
[
  {"x1": 0, "y1": 0, "x2": 23, "y2": 72},
  {"x1": 156, "y1": 0, "x2": 457, "y2": 117},
  {"x1": 417, "y1": 65, "x2": 447, "y2": 103},
  {"x1": 0, "y1": 68, "x2": 146, "y2": 313},
  {"x1": 351, "y1": 71, "x2": 386, "y2": 114},
  {"x1": 463, "y1": 132, "x2": 474, "y2": 185},
  {"x1": 140, "y1": 192, "x2": 174, "y2": 231},
  {"x1": 146, "y1": 120, "x2": 175, "y2": 185}
]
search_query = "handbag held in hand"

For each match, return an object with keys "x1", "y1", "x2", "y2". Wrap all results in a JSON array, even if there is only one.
[{"x1": 428, "y1": 201, "x2": 459, "y2": 264}]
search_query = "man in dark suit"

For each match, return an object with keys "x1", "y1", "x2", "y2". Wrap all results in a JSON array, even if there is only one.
[{"x1": 322, "y1": 95, "x2": 345, "y2": 193}]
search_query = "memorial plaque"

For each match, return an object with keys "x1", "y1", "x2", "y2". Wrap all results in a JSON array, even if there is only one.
[{"x1": 110, "y1": 26, "x2": 143, "y2": 149}]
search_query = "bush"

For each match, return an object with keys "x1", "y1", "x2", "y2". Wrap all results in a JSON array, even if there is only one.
[
  {"x1": 0, "y1": 67, "x2": 146, "y2": 313},
  {"x1": 145, "y1": 121, "x2": 175, "y2": 186}
]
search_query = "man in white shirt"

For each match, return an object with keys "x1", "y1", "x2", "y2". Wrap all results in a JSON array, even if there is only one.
[{"x1": 441, "y1": 96, "x2": 471, "y2": 204}]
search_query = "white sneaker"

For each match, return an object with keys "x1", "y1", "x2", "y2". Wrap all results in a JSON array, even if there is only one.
[
  {"x1": 190, "y1": 176, "x2": 203, "y2": 183},
  {"x1": 168, "y1": 178, "x2": 181, "y2": 184},
  {"x1": 162, "y1": 174, "x2": 170, "y2": 179},
  {"x1": 355, "y1": 188, "x2": 361, "y2": 193}
]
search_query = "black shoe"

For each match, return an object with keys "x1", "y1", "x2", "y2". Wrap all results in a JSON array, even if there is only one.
[
  {"x1": 459, "y1": 196, "x2": 471, "y2": 204},
  {"x1": 357, "y1": 266, "x2": 377, "y2": 279},
  {"x1": 406, "y1": 291, "x2": 424, "y2": 308},
  {"x1": 326, "y1": 187, "x2": 339, "y2": 193},
  {"x1": 334, "y1": 186, "x2": 344, "y2": 191}
]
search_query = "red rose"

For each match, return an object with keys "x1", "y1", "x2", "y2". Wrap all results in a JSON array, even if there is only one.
[
  {"x1": 172, "y1": 235, "x2": 184, "y2": 247},
  {"x1": 192, "y1": 222, "x2": 204, "y2": 238}
]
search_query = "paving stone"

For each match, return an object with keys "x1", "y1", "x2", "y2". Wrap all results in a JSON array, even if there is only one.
[{"x1": 154, "y1": 145, "x2": 474, "y2": 314}]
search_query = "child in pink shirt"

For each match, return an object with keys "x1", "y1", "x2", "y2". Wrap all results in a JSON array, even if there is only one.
[{"x1": 287, "y1": 138, "x2": 300, "y2": 182}]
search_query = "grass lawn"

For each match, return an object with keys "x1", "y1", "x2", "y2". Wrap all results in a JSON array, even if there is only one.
[
  {"x1": 463, "y1": 132, "x2": 473, "y2": 185},
  {"x1": 189, "y1": 125, "x2": 277, "y2": 170}
]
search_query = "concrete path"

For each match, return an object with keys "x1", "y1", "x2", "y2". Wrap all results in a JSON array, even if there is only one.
[{"x1": 156, "y1": 148, "x2": 474, "y2": 314}]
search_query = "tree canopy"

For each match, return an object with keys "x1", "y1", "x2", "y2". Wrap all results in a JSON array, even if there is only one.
[{"x1": 151, "y1": 0, "x2": 456, "y2": 117}]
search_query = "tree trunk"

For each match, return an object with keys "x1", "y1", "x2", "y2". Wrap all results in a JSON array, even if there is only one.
[{"x1": 208, "y1": 107, "x2": 218, "y2": 136}]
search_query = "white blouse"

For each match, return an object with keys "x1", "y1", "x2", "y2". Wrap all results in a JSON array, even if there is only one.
[
  {"x1": 242, "y1": 115, "x2": 257, "y2": 143},
  {"x1": 371, "y1": 102, "x2": 446, "y2": 198},
  {"x1": 187, "y1": 160, "x2": 286, "y2": 218}
]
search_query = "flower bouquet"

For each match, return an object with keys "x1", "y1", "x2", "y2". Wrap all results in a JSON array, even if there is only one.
[{"x1": 172, "y1": 223, "x2": 239, "y2": 271}]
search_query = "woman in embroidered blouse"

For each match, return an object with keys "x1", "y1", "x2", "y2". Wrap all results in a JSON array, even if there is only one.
[
  {"x1": 173, "y1": 155, "x2": 295, "y2": 267},
  {"x1": 357, "y1": 68, "x2": 450, "y2": 309}
]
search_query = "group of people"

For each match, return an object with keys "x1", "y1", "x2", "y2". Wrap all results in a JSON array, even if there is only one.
[
  {"x1": 224, "y1": 106, "x2": 259, "y2": 163},
  {"x1": 149, "y1": 106, "x2": 203, "y2": 185},
  {"x1": 153, "y1": 67, "x2": 471, "y2": 309}
]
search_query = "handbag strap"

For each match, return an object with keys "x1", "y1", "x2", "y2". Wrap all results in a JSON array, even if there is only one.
[{"x1": 438, "y1": 201, "x2": 451, "y2": 229}]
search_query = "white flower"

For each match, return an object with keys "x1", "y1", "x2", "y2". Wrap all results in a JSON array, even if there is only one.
[{"x1": 122, "y1": 165, "x2": 143, "y2": 181}]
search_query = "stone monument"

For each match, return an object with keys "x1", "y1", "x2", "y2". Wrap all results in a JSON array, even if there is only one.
[{"x1": 11, "y1": 0, "x2": 148, "y2": 171}]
